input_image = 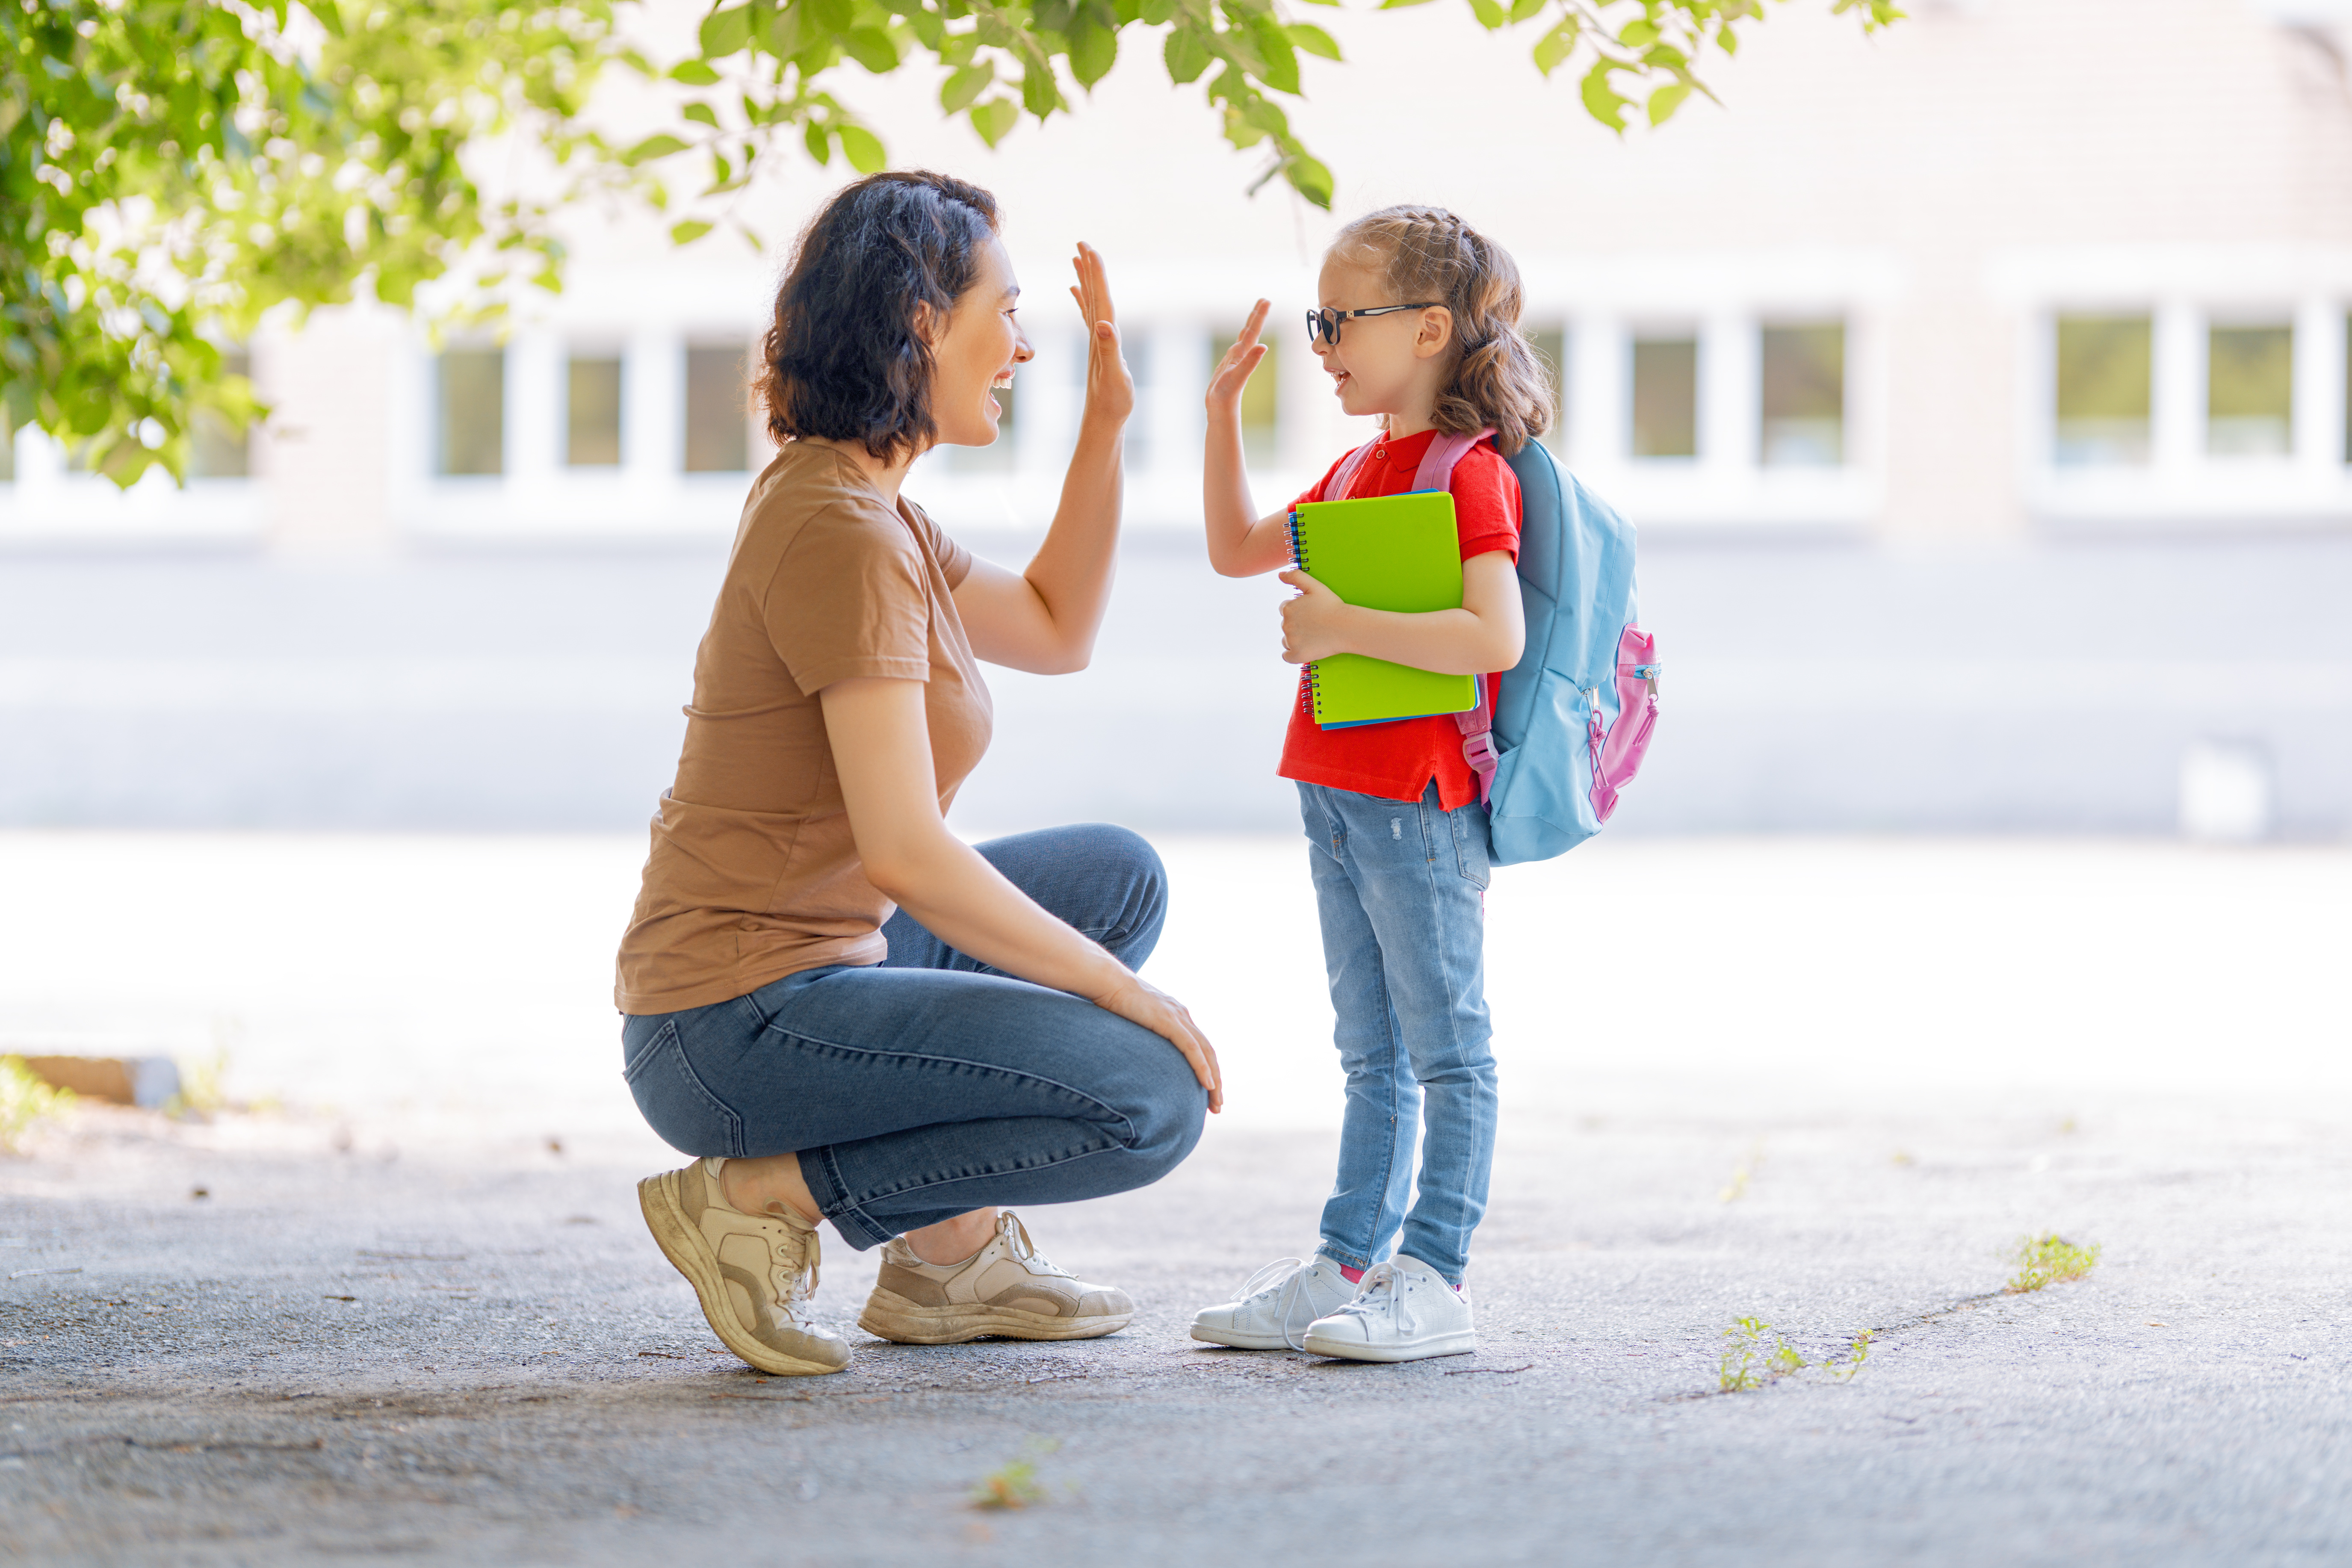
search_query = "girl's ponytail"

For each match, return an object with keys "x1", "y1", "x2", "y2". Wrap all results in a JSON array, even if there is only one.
[{"x1": 1331, "y1": 207, "x2": 1552, "y2": 455}]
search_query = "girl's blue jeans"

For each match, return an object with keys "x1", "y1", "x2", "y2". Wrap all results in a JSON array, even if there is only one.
[
  {"x1": 620, "y1": 824, "x2": 1206, "y2": 1249},
  {"x1": 1300, "y1": 780, "x2": 1498, "y2": 1286}
]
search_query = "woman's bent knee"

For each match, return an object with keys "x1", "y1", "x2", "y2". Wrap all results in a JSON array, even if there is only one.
[{"x1": 1112, "y1": 1042, "x2": 1206, "y2": 1183}]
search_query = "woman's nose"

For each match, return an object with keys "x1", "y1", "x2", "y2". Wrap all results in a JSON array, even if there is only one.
[{"x1": 1014, "y1": 329, "x2": 1035, "y2": 363}]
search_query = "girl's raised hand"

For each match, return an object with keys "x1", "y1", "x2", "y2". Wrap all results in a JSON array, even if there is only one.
[
  {"x1": 1069, "y1": 241, "x2": 1135, "y2": 429},
  {"x1": 1207, "y1": 298, "x2": 1271, "y2": 417}
]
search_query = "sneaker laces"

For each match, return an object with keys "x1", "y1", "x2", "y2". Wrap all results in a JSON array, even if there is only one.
[
  {"x1": 1324, "y1": 1261, "x2": 1415, "y2": 1336},
  {"x1": 768, "y1": 1223, "x2": 821, "y2": 1317},
  {"x1": 997, "y1": 1211, "x2": 1062, "y2": 1276},
  {"x1": 1229, "y1": 1255, "x2": 1324, "y2": 1352}
]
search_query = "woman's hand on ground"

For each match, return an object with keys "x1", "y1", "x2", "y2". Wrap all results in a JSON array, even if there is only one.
[
  {"x1": 1276, "y1": 568, "x2": 1353, "y2": 664},
  {"x1": 1090, "y1": 973, "x2": 1223, "y2": 1114},
  {"x1": 1208, "y1": 299, "x2": 1271, "y2": 418},
  {"x1": 1070, "y1": 241, "x2": 1134, "y2": 429}
]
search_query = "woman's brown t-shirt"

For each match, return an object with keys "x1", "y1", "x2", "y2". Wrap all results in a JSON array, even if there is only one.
[{"x1": 614, "y1": 442, "x2": 992, "y2": 1014}]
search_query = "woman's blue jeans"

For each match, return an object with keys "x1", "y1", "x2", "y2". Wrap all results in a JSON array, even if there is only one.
[
  {"x1": 620, "y1": 824, "x2": 1206, "y2": 1249},
  {"x1": 1300, "y1": 781, "x2": 1499, "y2": 1287}
]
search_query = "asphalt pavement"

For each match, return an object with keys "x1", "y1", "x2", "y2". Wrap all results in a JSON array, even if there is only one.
[{"x1": 5, "y1": 1088, "x2": 2346, "y2": 1566}]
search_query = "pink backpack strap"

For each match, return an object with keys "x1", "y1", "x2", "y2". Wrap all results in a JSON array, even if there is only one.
[{"x1": 1325, "y1": 437, "x2": 1382, "y2": 502}]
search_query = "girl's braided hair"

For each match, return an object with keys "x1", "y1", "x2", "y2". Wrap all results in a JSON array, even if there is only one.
[{"x1": 1330, "y1": 205, "x2": 1552, "y2": 456}]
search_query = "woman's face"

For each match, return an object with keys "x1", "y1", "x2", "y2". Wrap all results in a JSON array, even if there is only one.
[{"x1": 928, "y1": 236, "x2": 1033, "y2": 449}]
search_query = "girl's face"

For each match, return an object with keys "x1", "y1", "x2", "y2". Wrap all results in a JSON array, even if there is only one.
[
  {"x1": 927, "y1": 236, "x2": 1033, "y2": 449},
  {"x1": 1312, "y1": 253, "x2": 1453, "y2": 420}
]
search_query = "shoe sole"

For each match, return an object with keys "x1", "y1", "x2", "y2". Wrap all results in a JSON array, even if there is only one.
[
  {"x1": 1299, "y1": 1329, "x2": 1478, "y2": 1363},
  {"x1": 1188, "y1": 1324, "x2": 1302, "y2": 1351},
  {"x1": 859, "y1": 1286, "x2": 1132, "y2": 1345},
  {"x1": 637, "y1": 1172, "x2": 847, "y2": 1376}
]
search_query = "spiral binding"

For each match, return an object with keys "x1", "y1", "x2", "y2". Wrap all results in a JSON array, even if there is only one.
[{"x1": 1286, "y1": 511, "x2": 1326, "y2": 721}]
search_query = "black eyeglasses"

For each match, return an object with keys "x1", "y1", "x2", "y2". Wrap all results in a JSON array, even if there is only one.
[{"x1": 1306, "y1": 303, "x2": 1444, "y2": 348}]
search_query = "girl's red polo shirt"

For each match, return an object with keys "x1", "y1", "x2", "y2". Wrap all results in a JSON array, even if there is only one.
[{"x1": 1276, "y1": 428, "x2": 1522, "y2": 809}]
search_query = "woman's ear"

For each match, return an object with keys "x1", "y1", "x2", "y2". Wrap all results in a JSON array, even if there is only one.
[
  {"x1": 912, "y1": 298, "x2": 940, "y2": 347},
  {"x1": 1413, "y1": 306, "x2": 1456, "y2": 361}
]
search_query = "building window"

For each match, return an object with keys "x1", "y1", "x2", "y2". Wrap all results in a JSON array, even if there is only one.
[
  {"x1": 1214, "y1": 329, "x2": 1279, "y2": 467},
  {"x1": 684, "y1": 343, "x2": 749, "y2": 473},
  {"x1": 437, "y1": 348, "x2": 505, "y2": 476},
  {"x1": 1631, "y1": 334, "x2": 1697, "y2": 459},
  {"x1": 1528, "y1": 327, "x2": 1568, "y2": 450},
  {"x1": 2053, "y1": 314, "x2": 2150, "y2": 466},
  {"x1": 2207, "y1": 323, "x2": 2292, "y2": 457},
  {"x1": 1759, "y1": 322, "x2": 1844, "y2": 467},
  {"x1": 566, "y1": 354, "x2": 623, "y2": 467}
]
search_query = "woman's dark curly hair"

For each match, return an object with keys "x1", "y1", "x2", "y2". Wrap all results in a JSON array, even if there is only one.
[{"x1": 756, "y1": 171, "x2": 1002, "y2": 465}]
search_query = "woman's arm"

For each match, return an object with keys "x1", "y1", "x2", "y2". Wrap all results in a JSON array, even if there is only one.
[
  {"x1": 954, "y1": 242, "x2": 1135, "y2": 676},
  {"x1": 1276, "y1": 551, "x2": 1526, "y2": 676},
  {"x1": 1203, "y1": 300, "x2": 1296, "y2": 579},
  {"x1": 820, "y1": 674, "x2": 1223, "y2": 1111}
]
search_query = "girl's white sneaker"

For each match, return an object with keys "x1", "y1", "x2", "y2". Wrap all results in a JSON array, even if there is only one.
[
  {"x1": 1300, "y1": 1254, "x2": 1476, "y2": 1362},
  {"x1": 1189, "y1": 1252, "x2": 1361, "y2": 1350}
]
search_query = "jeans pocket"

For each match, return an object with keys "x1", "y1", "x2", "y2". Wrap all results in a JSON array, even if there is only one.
[
  {"x1": 1450, "y1": 803, "x2": 1492, "y2": 891},
  {"x1": 622, "y1": 1017, "x2": 745, "y2": 1158}
]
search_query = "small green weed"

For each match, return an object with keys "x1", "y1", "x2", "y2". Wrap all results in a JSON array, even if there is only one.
[
  {"x1": 1718, "y1": 1320, "x2": 1873, "y2": 1392},
  {"x1": 0, "y1": 1056, "x2": 75, "y2": 1153},
  {"x1": 2007, "y1": 1233, "x2": 2101, "y2": 1293},
  {"x1": 1717, "y1": 1317, "x2": 1806, "y2": 1391},
  {"x1": 969, "y1": 1438, "x2": 1060, "y2": 1511}
]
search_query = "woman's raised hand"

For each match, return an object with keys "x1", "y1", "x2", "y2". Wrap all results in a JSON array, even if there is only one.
[
  {"x1": 1070, "y1": 241, "x2": 1135, "y2": 430},
  {"x1": 1207, "y1": 298, "x2": 1271, "y2": 417},
  {"x1": 1090, "y1": 971, "x2": 1224, "y2": 1115}
]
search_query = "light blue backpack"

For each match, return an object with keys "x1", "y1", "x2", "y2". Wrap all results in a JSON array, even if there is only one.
[{"x1": 1325, "y1": 427, "x2": 1659, "y2": 864}]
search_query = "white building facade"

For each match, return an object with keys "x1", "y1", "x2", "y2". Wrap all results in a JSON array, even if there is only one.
[{"x1": 4, "y1": 0, "x2": 2350, "y2": 835}]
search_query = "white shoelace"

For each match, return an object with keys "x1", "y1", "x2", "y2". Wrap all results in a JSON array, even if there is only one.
[
  {"x1": 1322, "y1": 1261, "x2": 1413, "y2": 1337},
  {"x1": 997, "y1": 1211, "x2": 1064, "y2": 1276},
  {"x1": 1231, "y1": 1255, "x2": 1328, "y2": 1351}
]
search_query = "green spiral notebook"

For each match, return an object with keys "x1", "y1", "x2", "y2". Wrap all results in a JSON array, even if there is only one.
[{"x1": 1286, "y1": 490, "x2": 1478, "y2": 728}]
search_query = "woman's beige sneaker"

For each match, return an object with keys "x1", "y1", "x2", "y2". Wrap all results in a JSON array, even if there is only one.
[
  {"x1": 857, "y1": 1211, "x2": 1134, "y2": 1344},
  {"x1": 637, "y1": 1157, "x2": 852, "y2": 1375}
]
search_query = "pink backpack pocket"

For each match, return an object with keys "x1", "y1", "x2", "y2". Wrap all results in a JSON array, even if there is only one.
[{"x1": 1589, "y1": 626, "x2": 1661, "y2": 824}]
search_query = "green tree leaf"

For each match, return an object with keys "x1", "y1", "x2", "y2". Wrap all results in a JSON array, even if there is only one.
[
  {"x1": 624, "y1": 133, "x2": 694, "y2": 165},
  {"x1": 1286, "y1": 22, "x2": 1341, "y2": 60},
  {"x1": 968, "y1": 96, "x2": 1022, "y2": 145},
  {"x1": 1285, "y1": 152, "x2": 1335, "y2": 209},
  {"x1": 837, "y1": 123, "x2": 889, "y2": 171},
  {"x1": 1069, "y1": 17, "x2": 1118, "y2": 86},
  {"x1": 1580, "y1": 58, "x2": 1631, "y2": 131},
  {"x1": 842, "y1": 26, "x2": 901, "y2": 71},
  {"x1": 683, "y1": 102, "x2": 721, "y2": 127},
  {"x1": 1466, "y1": 0, "x2": 1507, "y2": 30},
  {"x1": 940, "y1": 60, "x2": 995, "y2": 110},
  {"x1": 1164, "y1": 24, "x2": 1211, "y2": 84},
  {"x1": 1532, "y1": 14, "x2": 1582, "y2": 74},
  {"x1": 670, "y1": 60, "x2": 723, "y2": 85},
  {"x1": 1647, "y1": 78, "x2": 1692, "y2": 124},
  {"x1": 671, "y1": 219, "x2": 715, "y2": 244},
  {"x1": 700, "y1": 4, "x2": 754, "y2": 57},
  {"x1": 1246, "y1": 14, "x2": 1301, "y2": 94}
]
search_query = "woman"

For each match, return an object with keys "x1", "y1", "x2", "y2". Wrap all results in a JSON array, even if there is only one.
[{"x1": 614, "y1": 171, "x2": 1220, "y2": 1377}]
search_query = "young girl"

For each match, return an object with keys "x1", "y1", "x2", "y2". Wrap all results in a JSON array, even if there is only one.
[{"x1": 1189, "y1": 206, "x2": 1551, "y2": 1362}]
